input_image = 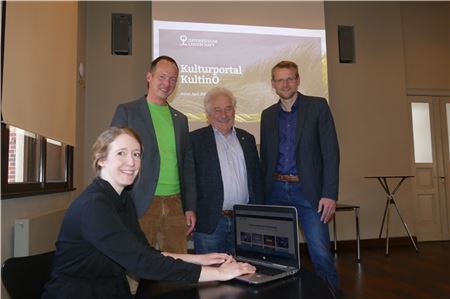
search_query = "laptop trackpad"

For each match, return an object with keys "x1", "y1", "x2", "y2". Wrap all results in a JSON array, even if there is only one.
[{"x1": 236, "y1": 272, "x2": 273, "y2": 284}]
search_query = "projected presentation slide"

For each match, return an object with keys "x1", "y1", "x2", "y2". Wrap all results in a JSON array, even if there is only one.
[{"x1": 153, "y1": 20, "x2": 328, "y2": 123}]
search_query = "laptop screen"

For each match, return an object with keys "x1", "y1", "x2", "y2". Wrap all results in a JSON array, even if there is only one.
[{"x1": 233, "y1": 204, "x2": 300, "y2": 269}]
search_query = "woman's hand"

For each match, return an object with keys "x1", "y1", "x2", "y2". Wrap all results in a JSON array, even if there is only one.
[
  {"x1": 163, "y1": 252, "x2": 256, "y2": 282},
  {"x1": 216, "y1": 259, "x2": 256, "y2": 281},
  {"x1": 198, "y1": 258, "x2": 256, "y2": 282},
  {"x1": 194, "y1": 253, "x2": 234, "y2": 266},
  {"x1": 162, "y1": 252, "x2": 234, "y2": 266}
]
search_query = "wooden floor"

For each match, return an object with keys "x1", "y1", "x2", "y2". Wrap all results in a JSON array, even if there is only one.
[{"x1": 301, "y1": 241, "x2": 450, "y2": 299}]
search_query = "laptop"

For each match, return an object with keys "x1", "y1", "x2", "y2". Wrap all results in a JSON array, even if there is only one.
[{"x1": 233, "y1": 204, "x2": 301, "y2": 285}]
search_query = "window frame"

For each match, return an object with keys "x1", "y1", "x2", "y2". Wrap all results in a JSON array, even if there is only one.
[{"x1": 1, "y1": 123, "x2": 75, "y2": 199}]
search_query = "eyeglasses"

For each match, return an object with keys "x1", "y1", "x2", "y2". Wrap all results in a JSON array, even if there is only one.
[{"x1": 272, "y1": 77, "x2": 298, "y2": 85}]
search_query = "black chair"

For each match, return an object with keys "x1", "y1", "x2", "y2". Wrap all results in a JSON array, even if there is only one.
[{"x1": 1, "y1": 251, "x2": 55, "y2": 299}]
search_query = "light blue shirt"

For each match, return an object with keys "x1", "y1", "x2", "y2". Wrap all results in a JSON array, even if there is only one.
[{"x1": 213, "y1": 127, "x2": 249, "y2": 210}]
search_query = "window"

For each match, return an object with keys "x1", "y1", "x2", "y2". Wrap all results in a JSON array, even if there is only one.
[
  {"x1": 1, "y1": 123, "x2": 74, "y2": 198},
  {"x1": 411, "y1": 103, "x2": 433, "y2": 163}
]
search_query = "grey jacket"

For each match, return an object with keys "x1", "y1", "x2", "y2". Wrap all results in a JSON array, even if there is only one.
[{"x1": 111, "y1": 96, "x2": 196, "y2": 217}]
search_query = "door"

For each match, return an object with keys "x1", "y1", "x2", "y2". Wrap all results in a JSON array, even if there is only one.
[{"x1": 410, "y1": 96, "x2": 450, "y2": 241}]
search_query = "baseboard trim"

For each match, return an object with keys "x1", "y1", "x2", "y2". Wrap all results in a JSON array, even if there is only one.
[
  {"x1": 299, "y1": 236, "x2": 419, "y2": 252},
  {"x1": 188, "y1": 236, "x2": 420, "y2": 254}
]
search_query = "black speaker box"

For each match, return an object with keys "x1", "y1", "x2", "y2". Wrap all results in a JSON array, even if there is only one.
[
  {"x1": 338, "y1": 25, "x2": 355, "y2": 63},
  {"x1": 112, "y1": 13, "x2": 132, "y2": 55}
]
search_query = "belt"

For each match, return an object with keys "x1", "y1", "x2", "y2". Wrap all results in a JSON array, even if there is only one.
[
  {"x1": 272, "y1": 173, "x2": 300, "y2": 183},
  {"x1": 222, "y1": 210, "x2": 234, "y2": 217}
]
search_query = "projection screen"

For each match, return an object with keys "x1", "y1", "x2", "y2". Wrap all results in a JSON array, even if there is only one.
[{"x1": 152, "y1": 2, "x2": 328, "y2": 139}]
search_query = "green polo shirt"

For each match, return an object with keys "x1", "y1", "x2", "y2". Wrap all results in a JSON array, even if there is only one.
[{"x1": 148, "y1": 102, "x2": 180, "y2": 195}]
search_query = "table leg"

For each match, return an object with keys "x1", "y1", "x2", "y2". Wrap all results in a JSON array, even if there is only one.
[
  {"x1": 391, "y1": 200, "x2": 419, "y2": 252},
  {"x1": 385, "y1": 197, "x2": 391, "y2": 256},
  {"x1": 369, "y1": 176, "x2": 417, "y2": 255},
  {"x1": 355, "y1": 207, "x2": 360, "y2": 262},
  {"x1": 379, "y1": 198, "x2": 390, "y2": 238}
]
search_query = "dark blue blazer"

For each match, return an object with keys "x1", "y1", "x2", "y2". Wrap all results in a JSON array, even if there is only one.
[
  {"x1": 260, "y1": 92, "x2": 340, "y2": 209},
  {"x1": 190, "y1": 125, "x2": 264, "y2": 234}
]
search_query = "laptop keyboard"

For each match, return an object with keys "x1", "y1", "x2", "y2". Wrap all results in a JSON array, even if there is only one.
[{"x1": 254, "y1": 264, "x2": 286, "y2": 276}]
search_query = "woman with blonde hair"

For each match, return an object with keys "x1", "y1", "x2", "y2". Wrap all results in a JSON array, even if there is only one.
[{"x1": 43, "y1": 127, "x2": 254, "y2": 299}]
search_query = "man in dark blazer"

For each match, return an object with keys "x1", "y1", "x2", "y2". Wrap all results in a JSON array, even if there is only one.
[
  {"x1": 260, "y1": 61, "x2": 340, "y2": 292},
  {"x1": 190, "y1": 87, "x2": 263, "y2": 254},
  {"x1": 111, "y1": 56, "x2": 196, "y2": 254}
]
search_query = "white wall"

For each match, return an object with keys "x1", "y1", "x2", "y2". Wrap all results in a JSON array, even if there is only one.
[
  {"x1": 401, "y1": 2, "x2": 450, "y2": 92},
  {"x1": 325, "y1": 2, "x2": 415, "y2": 240},
  {"x1": 84, "y1": 1, "x2": 152, "y2": 185},
  {"x1": 0, "y1": 3, "x2": 86, "y2": 299}
]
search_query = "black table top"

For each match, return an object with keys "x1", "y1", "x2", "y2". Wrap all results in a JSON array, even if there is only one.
[{"x1": 135, "y1": 268, "x2": 335, "y2": 299}]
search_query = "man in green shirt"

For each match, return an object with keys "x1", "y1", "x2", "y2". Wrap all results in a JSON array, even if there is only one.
[{"x1": 111, "y1": 56, "x2": 196, "y2": 253}]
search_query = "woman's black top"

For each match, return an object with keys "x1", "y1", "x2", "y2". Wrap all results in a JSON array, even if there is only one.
[{"x1": 43, "y1": 178, "x2": 201, "y2": 299}]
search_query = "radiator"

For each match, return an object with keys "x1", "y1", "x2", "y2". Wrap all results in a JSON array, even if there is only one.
[{"x1": 14, "y1": 209, "x2": 66, "y2": 257}]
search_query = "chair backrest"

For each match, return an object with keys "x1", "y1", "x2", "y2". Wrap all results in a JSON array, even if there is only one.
[{"x1": 1, "y1": 251, "x2": 55, "y2": 299}]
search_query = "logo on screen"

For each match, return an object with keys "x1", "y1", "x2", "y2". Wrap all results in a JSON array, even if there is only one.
[
  {"x1": 178, "y1": 34, "x2": 218, "y2": 48},
  {"x1": 179, "y1": 35, "x2": 188, "y2": 46}
]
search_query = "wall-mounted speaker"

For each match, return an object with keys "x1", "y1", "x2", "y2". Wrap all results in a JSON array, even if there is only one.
[
  {"x1": 112, "y1": 13, "x2": 132, "y2": 55},
  {"x1": 338, "y1": 25, "x2": 355, "y2": 63}
]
